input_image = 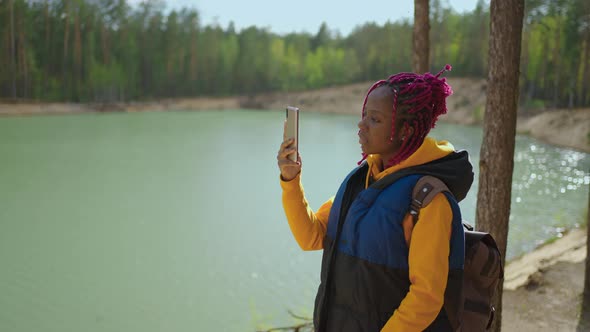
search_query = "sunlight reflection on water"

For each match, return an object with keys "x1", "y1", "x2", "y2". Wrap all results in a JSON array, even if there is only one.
[
  {"x1": 509, "y1": 143, "x2": 588, "y2": 252},
  {"x1": 428, "y1": 122, "x2": 588, "y2": 260}
]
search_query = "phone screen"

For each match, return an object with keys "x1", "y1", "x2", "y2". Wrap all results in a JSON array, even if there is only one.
[{"x1": 285, "y1": 106, "x2": 299, "y2": 162}]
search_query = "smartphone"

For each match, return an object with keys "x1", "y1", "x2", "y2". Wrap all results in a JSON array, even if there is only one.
[{"x1": 285, "y1": 106, "x2": 299, "y2": 162}]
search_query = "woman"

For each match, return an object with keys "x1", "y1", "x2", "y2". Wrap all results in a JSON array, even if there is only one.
[{"x1": 277, "y1": 67, "x2": 473, "y2": 332}]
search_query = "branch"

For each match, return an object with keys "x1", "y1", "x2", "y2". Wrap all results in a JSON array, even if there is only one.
[
  {"x1": 286, "y1": 310, "x2": 312, "y2": 321},
  {"x1": 256, "y1": 311, "x2": 313, "y2": 332},
  {"x1": 255, "y1": 321, "x2": 313, "y2": 332}
]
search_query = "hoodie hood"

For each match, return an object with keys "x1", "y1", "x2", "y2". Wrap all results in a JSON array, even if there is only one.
[
  {"x1": 368, "y1": 137, "x2": 474, "y2": 202},
  {"x1": 366, "y1": 137, "x2": 455, "y2": 183}
]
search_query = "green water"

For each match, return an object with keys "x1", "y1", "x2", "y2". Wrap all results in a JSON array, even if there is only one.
[{"x1": 0, "y1": 110, "x2": 588, "y2": 331}]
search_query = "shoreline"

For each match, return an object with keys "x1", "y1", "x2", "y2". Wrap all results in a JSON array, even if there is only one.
[
  {"x1": 1, "y1": 78, "x2": 589, "y2": 153},
  {"x1": 503, "y1": 227, "x2": 586, "y2": 290},
  {"x1": 502, "y1": 226, "x2": 587, "y2": 331}
]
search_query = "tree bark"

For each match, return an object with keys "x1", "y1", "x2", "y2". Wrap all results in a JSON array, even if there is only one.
[
  {"x1": 552, "y1": 18, "x2": 562, "y2": 108},
  {"x1": 582, "y1": 33, "x2": 590, "y2": 106},
  {"x1": 101, "y1": 23, "x2": 110, "y2": 65},
  {"x1": 540, "y1": 30, "x2": 549, "y2": 96},
  {"x1": 63, "y1": 1, "x2": 69, "y2": 67},
  {"x1": 74, "y1": 13, "x2": 81, "y2": 69},
  {"x1": 18, "y1": 14, "x2": 27, "y2": 99},
  {"x1": 413, "y1": 0, "x2": 429, "y2": 74},
  {"x1": 44, "y1": 0, "x2": 51, "y2": 94},
  {"x1": 9, "y1": 0, "x2": 16, "y2": 98},
  {"x1": 476, "y1": 1, "x2": 524, "y2": 332},
  {"x1": 190, "y1": 32, "x2": 198, "y2": 83},
  {"x1": 520, "y1": 26, "x2": 529, "y2": 106},
  {"x1": 63, "y1": 0, "x2": 70, "y2": 98},
  {"x1": 74, "y1": 11, "x2": 82, "y2": 101},
  {"x1": 579, "y1": 187, "x2": 590, "y2": 331}
]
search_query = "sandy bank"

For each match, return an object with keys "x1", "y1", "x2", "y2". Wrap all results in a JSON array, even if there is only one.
[
  {"x1": 1, "y1": 78, "x2": 589, "y2": 153},
  {"x1": 243, "y1": 77, "x2": 590, "y2": 153},
  {"x1": 502, "y1": 227, "x2": 587, "y2": 331},
  {"x1": 504, "y1": 227, "x2": 586, "y2": 291}
]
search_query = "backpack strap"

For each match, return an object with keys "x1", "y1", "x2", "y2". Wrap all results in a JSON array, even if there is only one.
[
  {"x1": 410, "y1": 176, "x2": 450, "y2": 225},
  {"x1": 410, "y1": 176, "x2": 462, "y2": 331}
]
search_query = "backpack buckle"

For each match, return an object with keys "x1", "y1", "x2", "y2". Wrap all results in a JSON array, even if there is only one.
[
  {"x1": 410, "y1": 199, "x2": 422, "y2": 211},
  {"x1": 409, "y1": 199, "x2": 422, "y2": 224}
]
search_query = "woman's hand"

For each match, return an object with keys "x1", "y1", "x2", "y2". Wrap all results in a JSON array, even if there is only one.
[{"x1": 277, "y1": 123, "x2": 302, "y2": 181}]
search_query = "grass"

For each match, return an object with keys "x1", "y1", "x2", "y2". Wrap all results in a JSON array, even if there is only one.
[
  {"x1": 543, "y1": 235, "x2": 561, "y2": 246},
  {"x1": 473, "y1": 106, "x2": 484, "y2": 123}
]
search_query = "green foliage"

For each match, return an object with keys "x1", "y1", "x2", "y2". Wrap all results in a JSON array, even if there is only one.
[
  {"x1": 0, "y1": 0, "x2": 588, "y2": 107},
  {"x1": 523, "y1": 99, "x2": 546, "y2": 110},
  {"x1": 87, "y1": 60, "x2": 126, "y2": 102},
  {"x1": 473, "y1": 106, "x2": 484, "y2": 123}
]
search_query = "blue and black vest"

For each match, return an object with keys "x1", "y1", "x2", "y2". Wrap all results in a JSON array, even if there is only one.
[{"x1": 313, "y1": 153, "x2": 472, "y2": 332}]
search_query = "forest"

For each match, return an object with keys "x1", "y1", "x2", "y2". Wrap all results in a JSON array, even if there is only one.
[{"x1": 0, "y1": 0, "x2": 588, "y2": 108}]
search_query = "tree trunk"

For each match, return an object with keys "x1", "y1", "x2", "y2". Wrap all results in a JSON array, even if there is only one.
[
  {"x1": 476, "y1": 1, "x2": 524, "y2": 332},
  {"x1": 9, "y1": 0, "x2": 16, "y2": 98},
  {"x1": 413, "y1": 0, "x2": 429, "y2": 73},
  {"x1": 74, "y1": 13, "x2": 81, "y2": 70},
  {"x1": 582, "y1": 33, "x2": 590, "y2": 106},
  {"x1": 579, "y1": 185, "x2": 590, "y2": 331},
  {"x1": 189, "y1": 31, "x2": 198, "y2": 83},
  {"x1": 520, "y1": 26, "x2": 529, "y2": 107},
  {"x1": 63, "y1": 0, "x2": 70, "y2": 99},
  {"x1": 63, "y1": 1, "x2": 69, "y2": 68},
  {"x1": 539, "y1": 30, "x2": 549, "y2": 97},
  {"x1": 430, "y1": 0, "x2": 441, "y2": 68},
  {"x1": 552, "y1": 18, "x2": 562, "y2": 108},
  {"x1": 101, "y1": 23, "x2": 110, "y2": 65},
  {"x1": 18, "y1": 13, "x2": 27, "y2": 99},
  {"x1": 44, "y1": 0, "x2": 51, "y2": 95},
  {"x1": 73, "y1": 12, "x2": 82, "y2": 101}
]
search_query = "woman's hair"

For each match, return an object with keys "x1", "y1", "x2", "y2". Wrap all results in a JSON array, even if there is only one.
[{"x1": 359, "y1": 65, "x2": 453, "y2": 167}]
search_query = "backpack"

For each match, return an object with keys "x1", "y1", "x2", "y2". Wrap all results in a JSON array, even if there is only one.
[{"x1": 410, "y1": 176, "x2": 504, "y2": 332}]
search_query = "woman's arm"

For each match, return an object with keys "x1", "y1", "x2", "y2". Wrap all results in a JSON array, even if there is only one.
[
  {"x1": 277, "y1": 135, "x2": 332, "y2": 251},
  {"x1": 381, "y1": 193, "x2": 453, "y2": 332},
  {"x1": 281, "y1": 173, "x2": 332, "y2": 251}
]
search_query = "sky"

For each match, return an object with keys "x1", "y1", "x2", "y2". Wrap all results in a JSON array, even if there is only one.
[{"x1": 145, "y1": 0, "x2": 484, "y2": 36}]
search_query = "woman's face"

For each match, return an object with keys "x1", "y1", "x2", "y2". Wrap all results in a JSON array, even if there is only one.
[{"x1": 357, "y1": 86, "x2": 404, "y2": 162}]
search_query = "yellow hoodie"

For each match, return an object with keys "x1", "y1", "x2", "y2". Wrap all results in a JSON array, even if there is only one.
[{"x1": 280, "y1": 137, "x2": 456, "y2": 332}]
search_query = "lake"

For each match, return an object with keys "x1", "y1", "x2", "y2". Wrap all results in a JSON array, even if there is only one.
[{"x1": 0, "y1": 110, "x2": 588, "y2": 331}]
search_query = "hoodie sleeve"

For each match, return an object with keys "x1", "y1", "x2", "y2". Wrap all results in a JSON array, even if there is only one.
[
  {"x1": 280, "y1": 173, "x2": 333, "y2": 251},
  {"x1": 381, "y1": 193, "x2": 452, "y2": 332}
]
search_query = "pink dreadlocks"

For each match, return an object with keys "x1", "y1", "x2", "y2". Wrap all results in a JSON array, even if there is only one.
[{"x1": 358, "y1": 64, "x2": 453, "y2": 167}]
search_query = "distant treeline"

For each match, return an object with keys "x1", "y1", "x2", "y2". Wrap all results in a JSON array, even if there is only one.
[{"x1": 0, "y1": 0, "x2": 588, "y2": 108}]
